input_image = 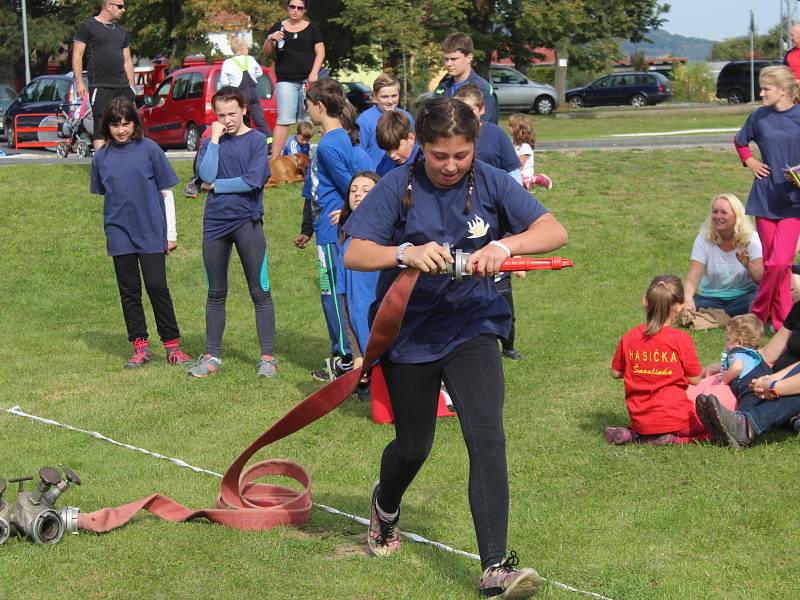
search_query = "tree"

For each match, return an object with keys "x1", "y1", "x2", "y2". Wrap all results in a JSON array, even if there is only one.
[{"x1": 709, "y1": 24, "x2": 784, "y2": 61}]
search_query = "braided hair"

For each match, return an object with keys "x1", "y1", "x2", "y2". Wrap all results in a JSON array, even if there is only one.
[{"x1": 405, "y1": 96, "x2": 479, "y2": 213}]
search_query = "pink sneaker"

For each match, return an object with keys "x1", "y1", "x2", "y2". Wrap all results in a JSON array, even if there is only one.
[{"x1": 604, "y1": 427, "x2": 638, "y2": 445}]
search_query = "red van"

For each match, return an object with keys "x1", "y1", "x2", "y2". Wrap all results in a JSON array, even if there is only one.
[{"x1": 139, "y1": 57, "x2": 277, "y2": 151}]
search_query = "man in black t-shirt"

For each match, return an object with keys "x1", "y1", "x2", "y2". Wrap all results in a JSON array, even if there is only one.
[{"x1": 72, "y1": 0, "x2": 135, "y2": 149}]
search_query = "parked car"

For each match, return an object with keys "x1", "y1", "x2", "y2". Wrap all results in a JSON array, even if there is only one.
[
  {"x1": 716, "y1": 60, "x2": 782, "y2": 104},
  {"x1": 4, "y1": 72, "x2": 86, "y2": 148},
  {"x1": 0, "y1": 84, "x2": 17, "y2": 137},
  {"x1": 139, "y1": 58, "x2": 278, "y2": 151},
  {"x1": 489, "y1": 65, "x2": 558, "y2": 115},
  {"x1": 342, "y1": 81, "x2": 373, "y2": 113},
  {"x1": 566, "y1": 72, "x2": 672, "y2": 108}
]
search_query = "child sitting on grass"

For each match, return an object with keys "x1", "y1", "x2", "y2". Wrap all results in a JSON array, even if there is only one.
[
  {"x1": 282, "y1": 120, "x2": 313, "y2": 156},
  {"x1": 606, "y1": 274, "x2": 707, "y2": 445},
  {"x1": 508, "y1": 113, "x2": 552, "y2": 190}
]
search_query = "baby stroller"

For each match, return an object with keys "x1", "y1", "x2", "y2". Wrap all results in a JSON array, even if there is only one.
[{"x1": 56, "y1": 96, "x2": 94, "y2": 158}]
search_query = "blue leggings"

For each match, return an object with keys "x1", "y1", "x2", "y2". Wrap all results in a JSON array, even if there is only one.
[
  {"x1": 316, "y1": 242, "x2": 351, "y2": 357},
  {"x1": 202, "y1": 221, "x2": 275, "y2": 358}
]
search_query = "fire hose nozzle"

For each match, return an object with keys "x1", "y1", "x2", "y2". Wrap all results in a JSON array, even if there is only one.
[
  {"x1": 60, "y1": 507, "x2": 80, "y2": 535},
  {"x1": 442, "y1": 243, "x2": 574, "y2": 281}
]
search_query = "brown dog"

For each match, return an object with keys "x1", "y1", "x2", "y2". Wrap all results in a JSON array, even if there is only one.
[{"x1": 266, "y1": 152, "x2": 311, "y2": 187}]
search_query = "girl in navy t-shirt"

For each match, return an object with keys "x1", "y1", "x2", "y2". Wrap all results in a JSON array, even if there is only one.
[
  {"x1": 90, "y1": 98, "x2": 191, "y2": 369},
  {"x1": 188, "y1": 87, "x2": 276, "y2": 379},
  {"x1": 343, "y1": 96, "x2": 567, "y2": 598}
]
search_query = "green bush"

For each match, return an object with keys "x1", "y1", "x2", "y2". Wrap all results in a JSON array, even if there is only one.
[
  {"x1": 670, "y1": 62, "x2": 717, "y2": 103},
  {"x1": 526, "y1": 65, "x2": 555, "y2": 85}
]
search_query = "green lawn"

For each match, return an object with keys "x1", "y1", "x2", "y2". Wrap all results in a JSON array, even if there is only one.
[{"x1": 1, "y1": 150, "x2": 798, "y2": 599}]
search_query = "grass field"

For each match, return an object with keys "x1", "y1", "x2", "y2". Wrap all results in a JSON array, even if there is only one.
[{"x1": 1, "y1": 149, "x2": 798, "y2": 600}]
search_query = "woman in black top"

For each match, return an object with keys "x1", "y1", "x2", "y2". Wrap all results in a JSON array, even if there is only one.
[{"x1": 264, "y1": 0, "x2": 325, "y2": 156}]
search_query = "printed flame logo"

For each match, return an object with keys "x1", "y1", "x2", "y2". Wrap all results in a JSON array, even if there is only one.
[{"x1": 466, "y1": 214, "x2": 489, "y2": 239}]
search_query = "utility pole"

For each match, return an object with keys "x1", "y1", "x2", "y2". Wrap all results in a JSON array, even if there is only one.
[
  {"x1": 750, "y1": 11, "x2": 755, "y2": 103},
  {"x1": 21, "y1": 0, "x2": 31, "y2": 84}
]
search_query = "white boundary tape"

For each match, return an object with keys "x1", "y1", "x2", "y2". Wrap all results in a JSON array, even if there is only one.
[{"x1": 4, "y1": 404, "x2": 613, "y2": 600}]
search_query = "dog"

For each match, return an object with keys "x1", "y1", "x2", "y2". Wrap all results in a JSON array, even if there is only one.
[{"x1": 266, "y1": 152, "x2": 311, "y2": 187}]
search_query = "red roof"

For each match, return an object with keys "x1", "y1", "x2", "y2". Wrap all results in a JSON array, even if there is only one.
[{"x1": 492, "y1": 47, "x2": 556, "y2": 65}]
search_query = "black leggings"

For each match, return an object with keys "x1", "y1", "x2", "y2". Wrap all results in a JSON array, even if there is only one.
[
  {"x1": 202, "y1": 220, "x2": 275, "y2": 358},
  {"x1": 378, "y1": 334, "x2": 508, "y2": 569},
  {"x1": 112, "y1": 253, "x2": 180, "y2": 342}
]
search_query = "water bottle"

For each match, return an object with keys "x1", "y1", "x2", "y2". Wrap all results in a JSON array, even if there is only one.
[{"x1": 277, "y1": 25, "x2": 285, "y2": 51}]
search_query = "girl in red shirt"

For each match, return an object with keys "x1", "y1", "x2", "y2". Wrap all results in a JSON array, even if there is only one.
[{"x1": 607, "y1": 274, "x2": 708, "y2": 445}]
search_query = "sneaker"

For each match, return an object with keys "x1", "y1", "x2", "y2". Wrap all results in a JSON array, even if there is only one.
[
  {"x1": 367, "y1": 481, "x2": 401, "y2": 557},
  {"x1": 604, "y1": 426, "x2": 638, "y2": 445},
  {"x1": 638, "y1": 433, "x2": 679, "y2": 446},
  {"x1": 183, "y1": 180, "x2": 198, "y2": 198},
  {"x1": 791, "y1": 415, "x2": 800, "y2": 434},
  {"x1": 124, "y1": 338, "x2": 151, "y2": 369},
  {"x1": 311, "y1": 356, "x2": 353, "y2": 382},
  {"x1": 187, "y1": 354, "x2": 221, "y2": 378},
  {"x1": 700, "y1": 394, "x2": 753, "y2": 449},
  {"x1": 166, "y1": 347, "x2": 192, "y2": 365},
  {"x1": 257, "y1": 357, "x2": 278, "y2": 378},
  {"x1": 502, "y1": 348, "x2": 523, "y2": 360},
  {"x1": 479, "y1": 551, "x2": 542, "y2": 599},
  {"x1": 694, "y1": 394, "x2": 723, "y2": 444},
  {"x1": 354, "y1": 382, "x2": 371, "y2": 402}
]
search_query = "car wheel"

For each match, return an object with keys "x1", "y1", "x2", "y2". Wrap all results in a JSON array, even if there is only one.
[
  {"x1": 629, "y1": 94, "x2": 647, "y2": 108},
  {"x1": 727, "y1": 89, "x2": 745, "y2": 104},
  {"x1": 185, "y1": 124, "x2": 199, "y2": 152},
  {"x1": 534, "y1": 96, "x2": 555, "y2": 115},
  {"x1": 569, "y1": 96, "x2": 584, "y2": 109},
  {"x1": 6, "y1": 121, "x2": 15, "y2": 149}
]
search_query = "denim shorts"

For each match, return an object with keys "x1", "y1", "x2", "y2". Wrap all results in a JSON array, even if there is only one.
[{"x1": 276, "y1": 81, "x2": 308, "y2": 125}]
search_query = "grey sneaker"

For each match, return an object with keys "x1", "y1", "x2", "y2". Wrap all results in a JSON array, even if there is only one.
[
  {"x1": 257, "y1": 358, "x2": 277, "y2": 378},
  {"x1": 311, "y1": 356, "x2": 353, "y2": 381},
  {"x1": 700, "y1": 394, "x2": 753, "y2": 449},
  {"x1": 695, "y1": 394, "x2": 723, "y2": 444},
  {"x1": 367, "y1": 481, "x2": 401, "y2": 557},
  {"x1": 479, "y1": 552, "x2": 542, "y2": 599},
  {"x1": 124, "y1": 338, "x2": 151, "y2": 369},
  {"x1": 187, "y1": 354, "x2": 221, "y2": 378}
]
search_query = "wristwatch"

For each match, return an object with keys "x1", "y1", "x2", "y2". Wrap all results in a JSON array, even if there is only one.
[{"x1": 396, "y1": 242, "x2": 413, "y2": 269}]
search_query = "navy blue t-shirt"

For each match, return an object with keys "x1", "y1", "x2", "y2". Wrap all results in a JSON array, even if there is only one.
[
  {"x1": 357, "y1": 105, "x2": 416, "y2": 169},
  {"x1": 344, "y1": 160, "x2": 547, "y2": 363},
  {"x1": 735, "y1": 104, "x2": 800, "y2": 219},
  {"x1": 90, "y1": 137, "x2": 178, "y2": 256},
  {"x1": 476, "y1": 122, "x2": 519, "y2": 173},
  {"x1": 197, "y1": 130, "x2": 270, "y2": 241},
  {"x1": 376, "y1": 143, "x2": 419, "y2": 177}
]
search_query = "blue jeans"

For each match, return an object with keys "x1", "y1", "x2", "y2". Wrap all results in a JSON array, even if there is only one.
[
  {"x1": 733, "y1": 362, "x2": 800, "y2": 435},
  {"x1": 694, "y1": 290, "x2": 756, "y2": 317},
  {"x1": 276, "y1": 81, "x2": 307, "y2": 125}
]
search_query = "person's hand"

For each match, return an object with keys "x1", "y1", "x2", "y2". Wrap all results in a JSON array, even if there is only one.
[
  {"x1": 167, "y1": 240, "x2": 177, "y2": 254},
  {"x1": 269, "y1": 31, "x2": 285, "y2": 44},
  {"x1": 75, "y1": 81, "x2": 88, "y2": 99},
  {"x1": 467, "y1": 243, "x2": 508, "y2": 280},
  {"x1": 736, "y1": 246, "x2": 750, "y2": 268},
  {"x1": 745, "y1": 157, "x2": 770, "y2": 179},
  {"x1": 294, "y1": 233, "x2": 311, "y2": 249},
  {"x1": 210, "y1": 121, "x2": 226, "y2": 143},
  {"x1": 200, "y1": 182, "x2": 214, "y2": 191},
  {"x1": 683, "y1": 296, "x2": 696, "y2": 313},
  {"x1": 401, "y1": 242, "x2": 452, "y2": 273},
  {"x1": 329, "y1": 209, "x2": 341, "y2": 225},
  {"x1": 513, "y1": 270, "x2": 527, "y2": 278},
  {"x1": 751, "y1": 376, "x2": 774, "y2": 399}
]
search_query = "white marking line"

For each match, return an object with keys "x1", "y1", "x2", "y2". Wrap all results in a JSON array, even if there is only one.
[
  {"x1": 4, "y1": 405, "x2": 612, "y2": 600},
  {"x1": 606, "y1": 127, "x2": 738, "y2": 138}
]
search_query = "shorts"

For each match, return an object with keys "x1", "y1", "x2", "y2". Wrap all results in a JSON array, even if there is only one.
[
  {"x1": 90, "y1": 87, "x2": 135, "y2": 134},
  {"x1": 276, "y1": 81, "x2": 308, "y2": 126}
]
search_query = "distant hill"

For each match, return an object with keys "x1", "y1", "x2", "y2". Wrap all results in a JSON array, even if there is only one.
[{"x1": 621, "y1": 29, "x2": 714, "y2": 62}]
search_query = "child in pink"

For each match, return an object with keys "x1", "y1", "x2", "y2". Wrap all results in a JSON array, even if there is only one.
[{"x1": 607, "y1": 274, "x2": 709, "y2": 445}]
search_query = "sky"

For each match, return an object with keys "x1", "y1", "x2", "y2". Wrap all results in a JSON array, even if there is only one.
[{"x1": 659, "y1": 0, "x2": 784, "y2": 41}]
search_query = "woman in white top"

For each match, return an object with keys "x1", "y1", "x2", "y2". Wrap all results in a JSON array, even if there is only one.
[
  {"x1": 684, "y1": 193, "x2": 764, "y2": 317},
  {"x1": 220, "y1": 37, "x2": 270, "y2": 139}
]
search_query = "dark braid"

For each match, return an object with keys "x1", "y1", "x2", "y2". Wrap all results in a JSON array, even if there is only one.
[
  {"x1": 403, "y1": 150, "x2": 424, "y2": 210},
  {"x1": 463, "y1": 154, "x2": 475, "y2": 214}
]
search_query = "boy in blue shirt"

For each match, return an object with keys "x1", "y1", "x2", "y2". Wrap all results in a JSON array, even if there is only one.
[
  {"x1": 357, "y1": 73, "x2": 415, "y2": 169},
  {"x1": 281, "y1": 120, "x2": 313, "y2": 156},
  {"x1": 374, "y1": 111, "x2": 419, "y2": 177}
]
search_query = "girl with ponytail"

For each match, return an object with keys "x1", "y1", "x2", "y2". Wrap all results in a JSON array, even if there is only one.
[{"x1": 342, "y1": 95, "x2": 567, "y2": 598}]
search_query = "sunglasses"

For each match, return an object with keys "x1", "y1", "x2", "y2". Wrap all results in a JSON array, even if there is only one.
[
  {"x1": 109, "y1": 2, "x2": 125, "y2": 8},
  {"x1": 288, "y1": 4, "x2": 305, "y2": 10}
]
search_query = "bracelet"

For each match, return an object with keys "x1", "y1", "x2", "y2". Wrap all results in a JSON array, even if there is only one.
[
  {"x1": 489, "y1": 240, "x2": 511, "y2": 258},
  {"x1": 769, "y1": 380, "x2": 780, "y2": 399}
]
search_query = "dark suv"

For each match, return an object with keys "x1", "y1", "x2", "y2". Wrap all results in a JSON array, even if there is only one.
[
  {"x1": 716, "y1": 60, "x2": 783, "y2": 103},
  {"x1": 566, "y1": 72, "x2": 672, "y2": 108}
]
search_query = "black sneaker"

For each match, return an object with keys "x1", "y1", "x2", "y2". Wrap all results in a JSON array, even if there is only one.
[
  {"x1": 479, "y1": 551, "x2": 542, "y2": 598},
  {"x1": 502, "y1": 349, "x2": 523, "y2": 360},
  {"x1": 311, "y1": 356, "x2": 353, "y2": 381},
  {"x1": 791, "y1": 415, "x2": 800, "y2": 434},
  {"x1": 695, "y1": 394, "x2": 724, "y2": 445},
  {"x1": 354, "y1": 382, "x2": 371, "y2": 402}
]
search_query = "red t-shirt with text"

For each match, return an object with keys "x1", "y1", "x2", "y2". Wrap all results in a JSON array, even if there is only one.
[{"x1": 611, "y1": 324, "x2": 702, "y2": 434}]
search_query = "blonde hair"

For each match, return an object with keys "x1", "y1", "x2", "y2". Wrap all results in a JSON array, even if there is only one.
[
  {"x1": 725, "y1": 314, "x2": 764, "y2": 348},
  {"x1": 508, "y1": 113, "x2": 536, "y2": 147},
  {"x1": 644, "y1": 274, "x2": 684, "y2": 336},
  {"x1": 230, "y1": 37, "x2": 248, "y2": 55},
  {"x1": 372, "y1": 73, "x2": 400, "y2": 95},
  {"x1": 760, "y1": 65, "x2": 797, "y2": 96},
  {"x1": 700, "y1": 193, "x2": 754, "y2": 247}
]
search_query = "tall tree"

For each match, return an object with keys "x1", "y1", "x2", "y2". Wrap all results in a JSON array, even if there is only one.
[{"x1": 709, "y1": 24, "x2": 783, "y2": 61}]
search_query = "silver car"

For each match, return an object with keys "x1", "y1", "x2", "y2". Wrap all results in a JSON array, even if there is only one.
[{"x1": 490, "y1": 65, "x2": 558, "y2": 115}]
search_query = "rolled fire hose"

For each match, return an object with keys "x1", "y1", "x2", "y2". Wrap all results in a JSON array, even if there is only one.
[{"x1": 79, "y1": 254, "x2": 572, "y2": 533}]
